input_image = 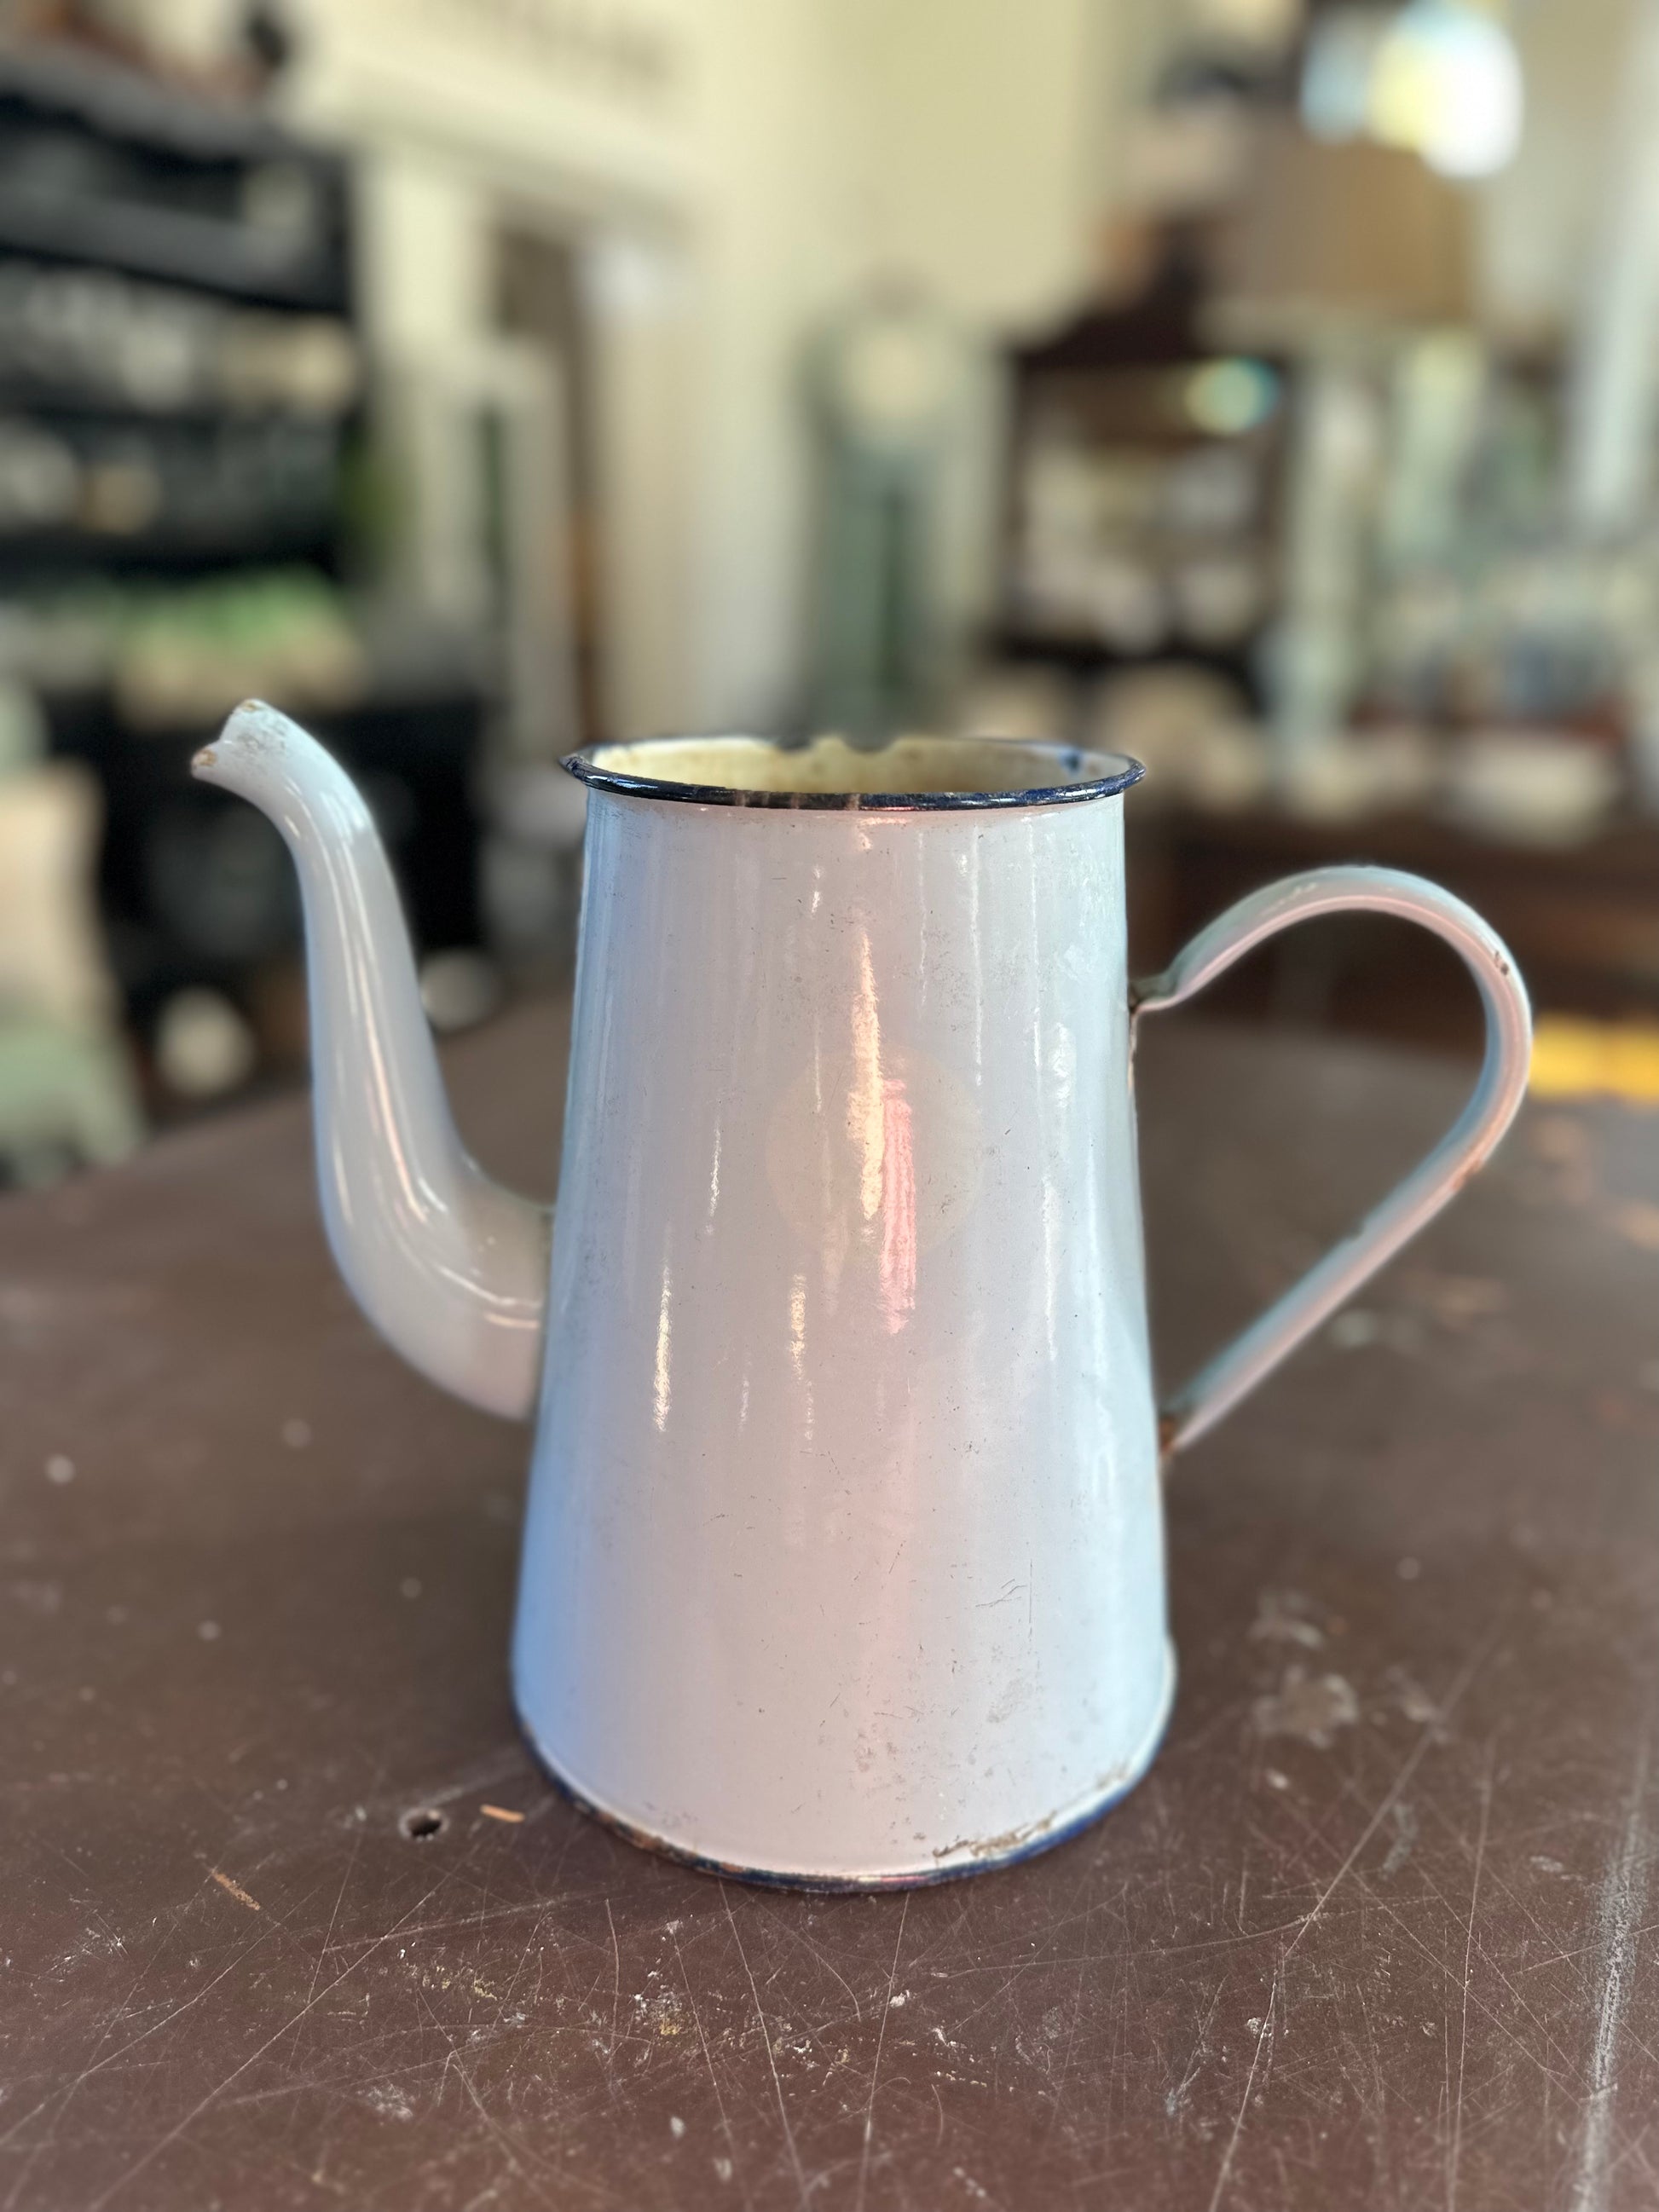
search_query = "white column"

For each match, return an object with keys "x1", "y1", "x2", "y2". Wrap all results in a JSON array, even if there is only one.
[{"x1": 1565, "y1": 0, "x2": 1659, "y2": 537}]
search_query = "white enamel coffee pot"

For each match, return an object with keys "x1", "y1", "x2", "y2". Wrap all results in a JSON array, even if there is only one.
[{"x1": 195, "y1": 707, "x2": 1532, "y2": 1887}]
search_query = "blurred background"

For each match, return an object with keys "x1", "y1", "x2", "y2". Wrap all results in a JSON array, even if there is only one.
[{"x1": 0, "y1": 0, "x2": 1656, "y2": 1181}]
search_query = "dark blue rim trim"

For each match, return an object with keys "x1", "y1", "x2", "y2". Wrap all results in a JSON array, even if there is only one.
[
  {"x1": 560, "y1": 736, "x2": 1145, "y2": 812},
  {"x1": 512, "y1": 1657, "x2": 1173, "y2": 1893}
]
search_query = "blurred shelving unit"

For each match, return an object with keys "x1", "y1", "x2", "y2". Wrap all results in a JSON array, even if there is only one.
[
  {"x1": 993, "y1": 249, "x2": 1285, "y2": 711},
  {"x1": 0, "y1": 41, "x2": 355, "y2": 570},
  {"x1": 0, "y1": 39, "x2": 488, "y2": 1123}
]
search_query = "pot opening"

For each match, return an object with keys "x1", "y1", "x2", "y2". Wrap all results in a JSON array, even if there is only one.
[{"x1": 562, "y1": 733, "x2": 1143, "y2": 811}]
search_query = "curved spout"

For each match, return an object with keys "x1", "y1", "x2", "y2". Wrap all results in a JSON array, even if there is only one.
[{"x1": 194, "y1": 702, "x2": 550, "y2": 1418}]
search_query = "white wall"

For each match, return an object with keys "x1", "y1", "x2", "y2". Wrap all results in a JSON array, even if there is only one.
[
  {"x1": 1477, "y1": 0, "x2": 1637, "y2": 336},
  {"x1": 830, "y1": 0, "x2": 1120, "y2": 327},
  {"x1": 678, "y1": 0, "x2": 861, "y2": 727}
]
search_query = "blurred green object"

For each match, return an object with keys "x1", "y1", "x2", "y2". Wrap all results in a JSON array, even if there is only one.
[
  {"x1": 0, "y1": 1017, "x2": 142, "y2": 1185},
  {"x1": 0, "y1": 569, "x2": 367, "y2": 731},
  {"x1": 112, "y1": 568, "x2": 367, "y2": 730},
  {"x1": 0, "y1": 734, "x2": 142, "y2": 1185}
]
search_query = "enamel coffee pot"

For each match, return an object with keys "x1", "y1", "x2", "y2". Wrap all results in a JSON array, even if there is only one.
[{"x1": 194, "y1": 707, "x2": 1531, "y2": 1887}]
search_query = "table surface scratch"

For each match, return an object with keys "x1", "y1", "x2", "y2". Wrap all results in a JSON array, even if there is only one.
[{"x1": 2, "y1": 998, "x2": 1656, "y2": 2212}]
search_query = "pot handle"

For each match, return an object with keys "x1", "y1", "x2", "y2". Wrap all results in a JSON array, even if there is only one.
[{"x1": 1132, "y1": 866, "x2": 1532, "y2": 1456}]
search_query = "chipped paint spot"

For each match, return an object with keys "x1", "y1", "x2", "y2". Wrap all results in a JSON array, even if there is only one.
[
  {"x1": 1383, "y1": 1665, "x2": 1440, "y2": 1724},
  {"x1": 210, "y1": 1868, "x2": 261, "y2": 1912},
  {"x1": 986, "y1": 1676, "x2": 1033, "y2": 1725},
  {"x1": 1379, "y1": 1801, "x2": 1418, "y2": 1878},
  {"x1": 1249, "y1": 1590, "x2": 1326, "y2": 1649},
  {"x1": 1402, "y1": 1269, "x2": 1510, "y2": 1331},
  {"x1": 1253, "y1": 1666, "x2": 1359, "y2": 1748},
  {"x1": 1610, "y1": 1199, "x2": 1659, "y2": 1252}
]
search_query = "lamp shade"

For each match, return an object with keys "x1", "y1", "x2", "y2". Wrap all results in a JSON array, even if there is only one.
[{"x1": 1210, "y1": 118, "x2": 1473, "y2": 345}]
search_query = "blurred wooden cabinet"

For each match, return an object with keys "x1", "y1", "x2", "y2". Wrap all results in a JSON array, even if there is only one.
[{"x1": 1129, "y1": 806, "x2": 1659, "y2": 1056}]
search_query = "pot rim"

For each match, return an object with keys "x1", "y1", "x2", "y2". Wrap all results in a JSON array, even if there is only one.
[{"x1": 560, "y1": 733, "x2": 1145, "y2": 812}]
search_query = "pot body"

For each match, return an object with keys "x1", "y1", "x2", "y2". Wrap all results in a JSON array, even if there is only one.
[{"x1": 512, "y1": 785, "x2": 1171, "y2": 1885}]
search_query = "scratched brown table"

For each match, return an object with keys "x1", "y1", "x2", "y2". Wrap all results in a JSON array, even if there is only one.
[{"x1": 3, "y1": 998, "x2": 1657, "y2": 2212}]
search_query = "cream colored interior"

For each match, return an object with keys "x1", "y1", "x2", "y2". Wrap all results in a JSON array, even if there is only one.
[{"x1": 587, "y1": 733, "x2": 1124, "y2": 797}]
